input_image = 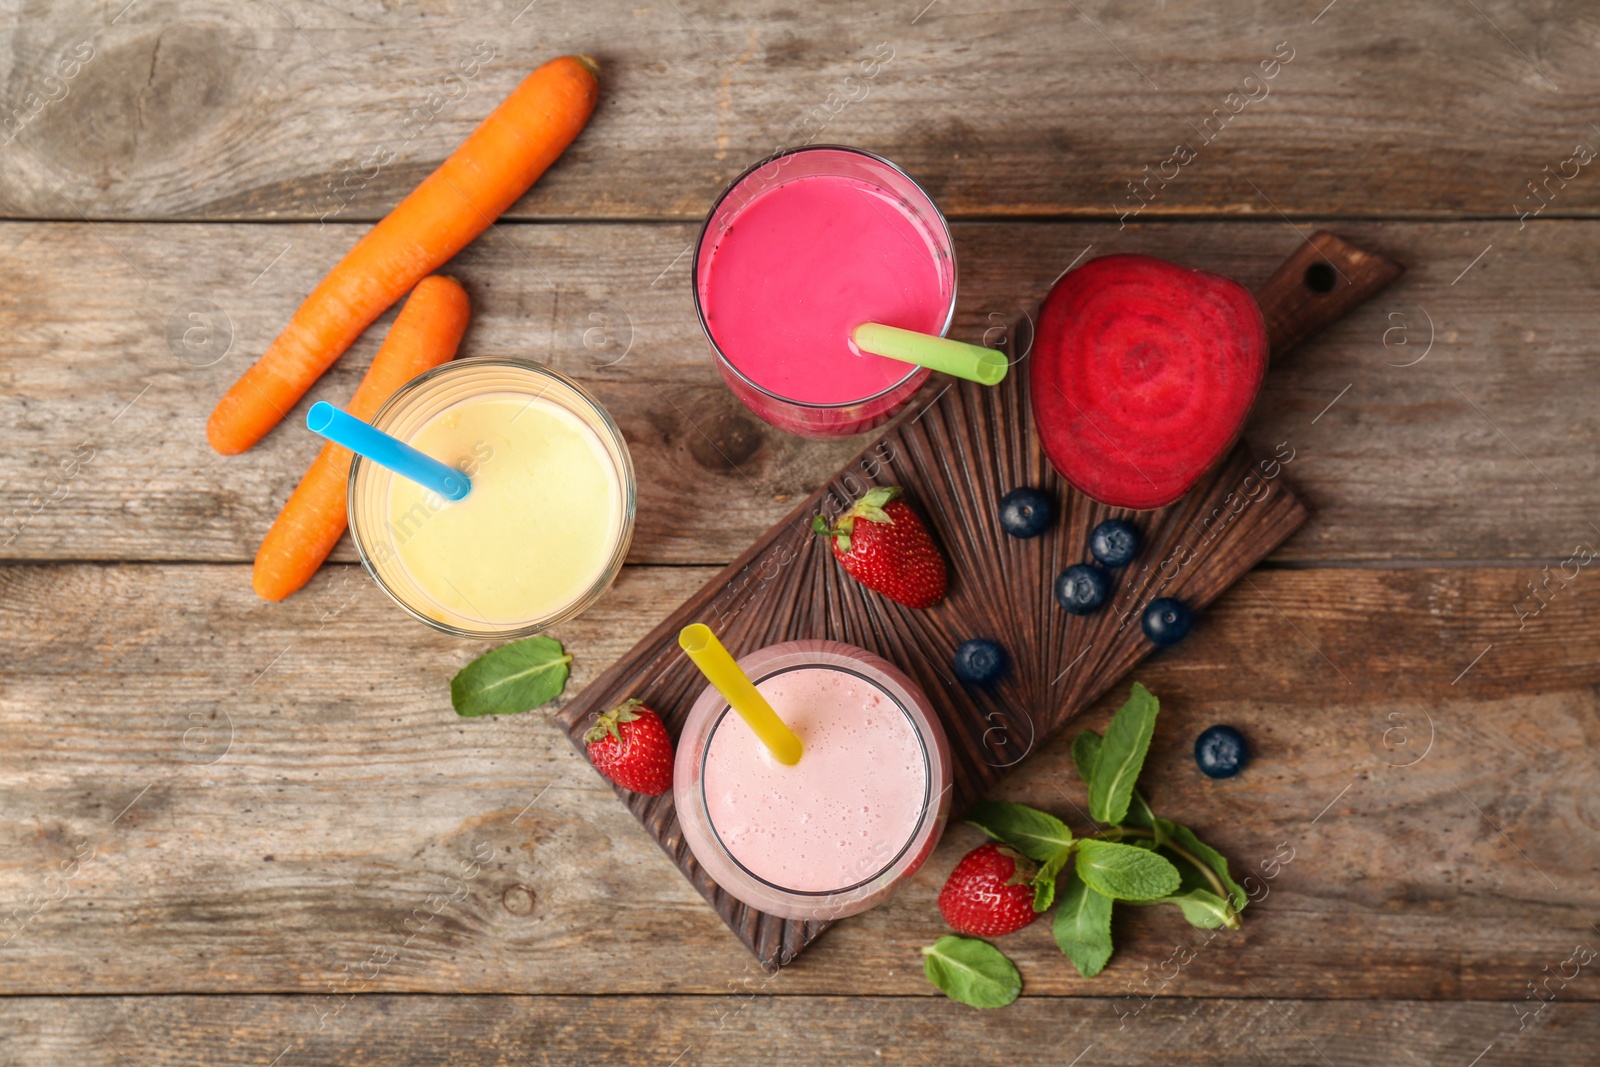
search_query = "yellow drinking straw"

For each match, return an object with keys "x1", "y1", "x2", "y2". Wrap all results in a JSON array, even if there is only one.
[{"x1": 678, "y1": 623, "x2": 804, "y2": 766}]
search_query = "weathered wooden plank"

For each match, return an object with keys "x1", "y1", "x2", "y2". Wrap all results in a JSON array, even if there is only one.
[
  {"x1": 3, "y1": 220, "x2": 1596, "y2": 565},
  {"x1": 2, "y1": 562, "x2": 1596, "y2": 996},
  {"x1": 0, "y1": 0, "x2": 1592, "y2": 220},
  {"x1": 1, "y1": 994, "x2": 1593, "y2": 1066}
]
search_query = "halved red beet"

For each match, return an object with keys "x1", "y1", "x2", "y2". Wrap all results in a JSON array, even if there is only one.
[{"x1": 1030, "y1": 254, "x2": 1269, "y2": 510}]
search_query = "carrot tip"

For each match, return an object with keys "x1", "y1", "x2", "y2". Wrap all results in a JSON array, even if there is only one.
[
  {"x1": 573, "y1": 54, "x2": 600, "y2": 79},
  {"x1": 206, "y1": 417, "x2": 248, "y2": 456},
  {"x1": 252, "y1": 571, "x2": 291, "y2": 602}
]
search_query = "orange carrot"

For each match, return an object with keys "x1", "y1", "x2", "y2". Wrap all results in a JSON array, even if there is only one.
[
  {"x1": 208, "y1": 54, "x2": 599, "y2": 456},
  {"x1": 251, "y1": 275, "x2": 470, "y2": 602}
]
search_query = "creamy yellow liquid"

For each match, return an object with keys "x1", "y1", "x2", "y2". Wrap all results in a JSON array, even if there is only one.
[{"x1": 385, "y1": 391, "x2": 623, "y2": 626}]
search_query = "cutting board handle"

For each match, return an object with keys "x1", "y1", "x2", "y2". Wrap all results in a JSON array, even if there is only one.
[{"x1": 1254, "y1": 231, "x2": 1403, "y2": 359}]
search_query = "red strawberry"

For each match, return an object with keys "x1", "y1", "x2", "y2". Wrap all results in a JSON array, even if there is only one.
[
  {"x1": 937, "y1": 843, "x2": 1040, "y2": 938},
  {"x1": 584, "y1": 699, "x2": 674, "y2": 796},
  {"x1": 811, "y1": 486, "x2": 947, "y2": 608}
]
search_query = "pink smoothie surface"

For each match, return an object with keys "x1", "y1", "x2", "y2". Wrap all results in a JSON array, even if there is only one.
[
  {"x1": 702, "y1": 667, "x2": 929, "y2": 893},
  {"x1": 698, "y1": 172, "x2": 949, "y2": 406}
]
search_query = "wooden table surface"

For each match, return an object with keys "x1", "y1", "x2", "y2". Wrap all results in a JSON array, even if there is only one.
[{"x1": 4, "y1": 1, "x2": 1598, "y2": 1063}]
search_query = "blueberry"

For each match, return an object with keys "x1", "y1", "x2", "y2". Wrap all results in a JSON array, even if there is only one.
[
  {"x1": 1141, "y1": 597, "x2": 1192, "y2": 645},
  {"x1": 1195, "y1": 725, "x2": 1250, "y2": 778},
  {"x1": 999, "y1": 487, "x2": 1054, "y2": 539},
  {"x1": 953, "y1": 638, "x2": 1007, "y2": 685},
  {"x1": 1090, "y1": 519, "x2": 1141, "y2": 568},
  {"x1": 1054, "y1": 564, "x2": 1108, "y2": 615}
]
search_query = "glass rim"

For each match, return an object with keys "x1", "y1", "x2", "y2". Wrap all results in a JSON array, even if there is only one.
[
  {"x1": 346, "y1": 357, "x2": 636, "y2": 640},
  {"x1": 690, "y1": 144, "x2": 958, "y2": 411},
  {"x1": 698, "y1": 659, "x2": 933, "y2": 897}
]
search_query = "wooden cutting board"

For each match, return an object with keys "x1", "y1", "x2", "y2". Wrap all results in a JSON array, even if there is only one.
[{"x1": 556, "y1": 232, "x2": 1402, "y2": 972}]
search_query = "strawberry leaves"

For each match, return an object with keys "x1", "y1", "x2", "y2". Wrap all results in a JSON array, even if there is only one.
[
  {"x1": 922, "y1": 682, "x2": 1251, "y2": 1007},
  {"x1": 810, "y1": 485, "x2": 902, "y2": 555},
  {"x1": 583, "y1": 697, "x2": 645, "y2": 744},
  {"x1": 846, "y1": 485, "x2": 900, "y2": 525}
]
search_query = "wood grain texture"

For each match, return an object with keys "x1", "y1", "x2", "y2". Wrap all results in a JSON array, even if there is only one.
[
  {"x1": 2, "y1": 562, "x2": 1596, "y2": 996},
  {"x1": 1, "y1": 995, "x2": 1594, "y2": 1066},
  {"x1": 3, "y1": 0, "x2": 1596, "y2": 1057},
  {"x1": 0, "y1": 0, "x2": 1595, "y2": 221},
  {"x1": 555, "y1": 358, "x2": 1310, "y2": 970},
  {"x1": 3, "y1": 219, "x2": 1596, "y2": 566}
]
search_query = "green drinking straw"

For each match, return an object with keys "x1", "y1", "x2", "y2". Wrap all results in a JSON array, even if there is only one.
[
  {"x1": 306, "y1": 401, "x2": 471, "y2": 501},
  {"x1": 852, "y1": 323, "x2": 1009, "y2": 386}
]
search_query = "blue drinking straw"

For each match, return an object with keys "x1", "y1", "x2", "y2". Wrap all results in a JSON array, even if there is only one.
[{"x1": 306, "y1": 401, "x2": 470, "y2": 501}]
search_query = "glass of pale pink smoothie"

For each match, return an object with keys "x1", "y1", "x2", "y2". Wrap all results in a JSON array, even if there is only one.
[
  {"x1": 674, "y1": 639, "x2": 952, "y2": 920},
  {"x1": 692, "y1": 146, "x2": 958, "y2": 439}
]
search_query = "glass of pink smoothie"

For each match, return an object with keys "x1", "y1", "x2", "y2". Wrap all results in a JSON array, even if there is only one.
[
  {"x1": 673, "y1": 639, "x2": 952, "y2": 920},
  {"x1": 693, "y1": 146, "x2": 958, "y2": 439}
]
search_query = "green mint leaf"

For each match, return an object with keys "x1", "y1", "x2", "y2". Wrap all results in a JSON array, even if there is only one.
[
  {"x1": 1074, "y1": 728, "x2": 1161, "y2": 839},
  {"x1": 920, "y1": 935, "x2": 1021, "y2": 1009},
  {"x1": 964, "y1": 800, "x2": 1074, "y2": 862},
  {"x1": 1133, "y1": 888, "x2": 1238, "y2": 930},
  {"x1": 1155, "y1": 817, "x2": 1248, "y2": 911},
  {"x1": 451, "y1": 636, "x2": 573, "y2": 717},
  {"x1": 1070, "y1": 729, "x2": 1101, "y2": 786},
  {"x1": 1031, "y1": 847, "x2": 1074, "y2": 912},
  {"x1": 1127, "y1": 789, "x2": 1159, "y2": 836},
  {"x1": 1053, "y1": 871, "x2": 1115, "y2": 977},
  {"x1": 1089, "y1": 682, "x2": 1160, "y2": 824},
  {"x1": 1075, "y1": 839, "x2": 1182, "y2": 901}
]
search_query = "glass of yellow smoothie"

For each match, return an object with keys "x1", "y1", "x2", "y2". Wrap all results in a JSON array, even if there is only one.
[{"x1": 347, "y1": 359, "x2": 635, "y2": 639}]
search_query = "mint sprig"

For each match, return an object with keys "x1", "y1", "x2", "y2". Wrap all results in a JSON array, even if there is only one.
[{"x1": 924, "y1": 682, "x2": 1250, "y2": 1007}]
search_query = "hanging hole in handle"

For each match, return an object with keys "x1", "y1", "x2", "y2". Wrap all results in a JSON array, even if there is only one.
[{"x1": 1303, "y1": 261, "x2": 1337, "y2": 293}]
